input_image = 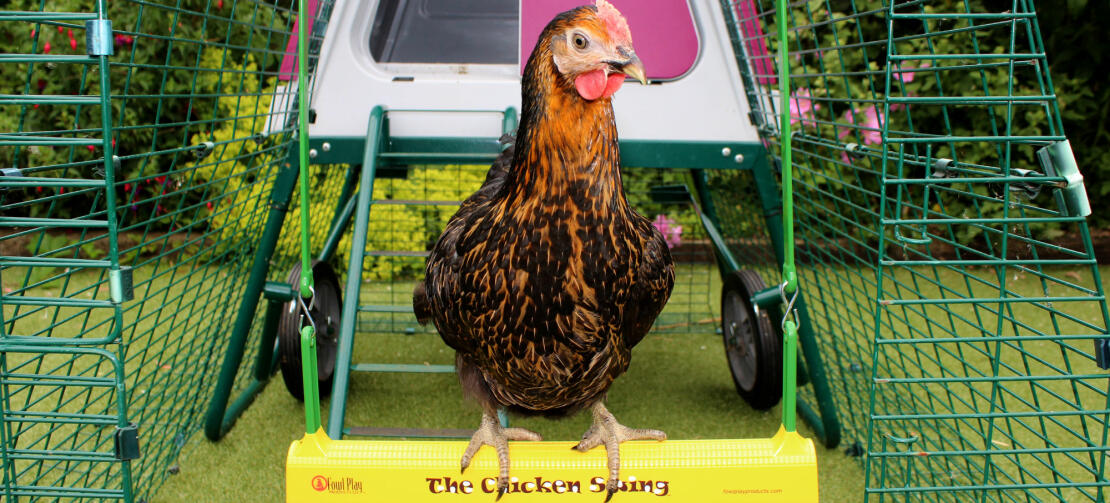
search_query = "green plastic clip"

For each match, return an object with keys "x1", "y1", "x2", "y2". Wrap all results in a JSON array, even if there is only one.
[
  {"x1": 1037, "y1": 140, "x2": 1090, "y2": 217},
  {"x1": 113, "y1": 423, "x2": 141, "y2": 460},
  {"x1": 109, "y1": 267, "x2": 134, "y2": 303}
]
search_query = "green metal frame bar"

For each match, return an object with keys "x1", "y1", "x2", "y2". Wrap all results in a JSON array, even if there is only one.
[
  {"x1": 326, "y1": 106, "x2": 385, "y2": 438},
  {"x1": 304, "y1": 136, "x2": 762, "y2": 171},
  {"x1": 204, "y1": 159, "x2": 299, "y2": 441}
]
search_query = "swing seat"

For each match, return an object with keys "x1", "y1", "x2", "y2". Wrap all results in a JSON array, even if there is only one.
[{"x1": 285, "y1": 427, "x2": 817, "y2": 501}]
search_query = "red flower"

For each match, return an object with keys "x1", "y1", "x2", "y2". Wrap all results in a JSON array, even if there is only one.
[
  {"x1": 206, "y1": 201, "x2": 214, "y2": 210},
  {"x1": 43, "y1": 42, "x2": 51, "y2": 53},
  {"x1": 69, "y1": 38, "x2": 77, "y2": 50},
  {"x1": 87, "y1": 145, "x2": 95, "y2": 151}
]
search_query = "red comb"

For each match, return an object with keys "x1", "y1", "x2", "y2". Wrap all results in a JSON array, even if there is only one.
[{"x1": 596, "y1": 0, "x2": 632, "y2": 46}]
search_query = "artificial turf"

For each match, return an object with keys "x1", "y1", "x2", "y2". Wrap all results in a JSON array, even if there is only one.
[{"x1": 156, "y1": 329, "x2": 864, "y2": 502}]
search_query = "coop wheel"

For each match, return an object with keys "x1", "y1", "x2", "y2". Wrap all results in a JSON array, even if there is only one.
[
  {"x1": 278, "y1": 260, "x2": 342, "y2": 401},
  {"x1": 721, "y1": 269, "x2": 782, "y2": 410}
]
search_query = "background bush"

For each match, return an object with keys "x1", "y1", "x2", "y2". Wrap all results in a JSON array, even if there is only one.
[{"x1": 2, "y1": 0, "x2": 1104, "y2": 250}]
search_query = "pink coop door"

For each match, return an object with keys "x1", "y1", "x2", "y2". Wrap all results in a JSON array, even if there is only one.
[{"x1": 520, "y1": 0, "x2": 699, "y2": 80}]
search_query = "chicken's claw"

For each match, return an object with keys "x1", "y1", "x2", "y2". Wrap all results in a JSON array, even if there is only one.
[
  {"x1": 573, "y1": 402, "x2": 665, "y2": 501},
  {"x1": 460, "y1": 413, "x2": 542, "y2": 498}
]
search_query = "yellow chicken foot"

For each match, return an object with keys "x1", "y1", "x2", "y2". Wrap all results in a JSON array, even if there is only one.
[
  {"x1": 572, "y1": 402, "x2": 666, "y2": 502},
  {"x1": 460, "y1": 412, "x2": 543, "y2": 500}
]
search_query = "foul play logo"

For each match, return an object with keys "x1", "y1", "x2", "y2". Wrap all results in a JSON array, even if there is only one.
[
  {"x1": 311, "y1": 475, "x2": 365, "y2": 495},
  {"x1": 425, "y1": 475, "x2": 670, "y2": 496}
]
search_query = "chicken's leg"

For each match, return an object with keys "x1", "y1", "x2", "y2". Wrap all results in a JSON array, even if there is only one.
[
  {"x1": 460, "y1": 412, "x2": 543, "y2": 499},
  {"x1": 572, "y1": 402, "x2": 666, "y2": 501}
]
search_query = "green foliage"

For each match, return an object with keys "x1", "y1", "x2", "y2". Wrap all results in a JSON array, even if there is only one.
[{"x1": 0, "y1": 0, "x2": 288, "y2": 226}]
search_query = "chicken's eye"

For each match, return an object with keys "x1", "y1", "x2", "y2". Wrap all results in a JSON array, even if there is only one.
[{"x1": 572, "y1": 33, "x2": 589, "y2": 50}]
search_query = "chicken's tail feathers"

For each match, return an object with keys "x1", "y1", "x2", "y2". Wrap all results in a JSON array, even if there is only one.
[{"x1": 412, "y1": 281, "x2": 432, "y2": 325}]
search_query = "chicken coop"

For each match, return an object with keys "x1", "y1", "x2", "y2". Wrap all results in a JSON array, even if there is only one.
[{"x1": 1, "y1": 0, "x2": 1107, "y2": 501}]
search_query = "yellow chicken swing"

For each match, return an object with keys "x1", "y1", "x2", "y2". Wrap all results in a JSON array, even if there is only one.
[{"x1": 283, "y1": 0, "x2": 818, "y2": 500}]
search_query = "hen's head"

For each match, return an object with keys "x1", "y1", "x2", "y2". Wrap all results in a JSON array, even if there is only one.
[{"x1": 545, "y1": 0, "x2": 646, "y2": 101}]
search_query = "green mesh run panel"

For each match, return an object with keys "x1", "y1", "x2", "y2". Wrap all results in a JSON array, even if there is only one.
[
  {"x1": 0, "y1": 0, "x2": 332, "y2": 501},
  {"x1": 721, "y1": 0, "x2": 1109, "y2": 500}
]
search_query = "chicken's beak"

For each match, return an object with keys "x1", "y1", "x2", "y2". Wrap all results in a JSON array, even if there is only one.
[{"x1": 620, "y1": 55, "x2": 647, "y2": 85}]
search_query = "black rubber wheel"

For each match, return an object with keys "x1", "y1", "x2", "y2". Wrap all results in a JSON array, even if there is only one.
[
  {"x1": 721, "y1": 269, "x2": 782, "y2": 410},
  {"x1": 278, "y1": 260, "x2": 341, "y2": 401}
]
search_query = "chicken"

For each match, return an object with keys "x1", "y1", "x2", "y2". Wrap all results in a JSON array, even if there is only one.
[{"x1": 414, "y1": 1, "x2": 673, "y2": 499}]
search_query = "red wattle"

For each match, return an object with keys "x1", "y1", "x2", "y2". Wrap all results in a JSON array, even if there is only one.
[
  {"x1": 575, "y1": 70, "x2": 627, "y2": 101},
  {"x1": 601, "y1": 73, "x2": 625, "y2": 98},
  {"x1": 574, "y1": 70, "x2": 606, "y2": 101}
]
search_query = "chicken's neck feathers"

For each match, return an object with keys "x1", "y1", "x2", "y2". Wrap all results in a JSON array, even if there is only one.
[{"x1": 504, "y1": 39, "x2": 628, "y2": 214}]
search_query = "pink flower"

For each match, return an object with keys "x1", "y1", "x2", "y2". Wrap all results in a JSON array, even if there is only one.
[
  {"x1": 839, "y1": 106, "x2": 884, "y2": 146},
  {"x1": 893, "y1": 62, "x2": 931, "y2": 84},
  {"x1": 859, "y1": 105, "x2": 883, "y2": 144},
  {"x1": 652, "y1": 214, "x2": 683, "y2": 250},
  {"x1": 789, "y1": 88, "x2": 821, "y2": 126}
]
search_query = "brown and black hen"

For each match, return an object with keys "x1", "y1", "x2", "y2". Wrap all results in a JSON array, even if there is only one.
[{"x1": 414, "y1": 1, "x2": 674, "y2": 499}]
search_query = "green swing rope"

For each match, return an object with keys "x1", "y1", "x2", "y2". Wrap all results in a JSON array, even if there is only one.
[
  {"x1": 775, "y1": 0, "x2": 800, "y2": 434},
  {"x1": 295, "y1": 0, "x2": 322, "y2": 434}
]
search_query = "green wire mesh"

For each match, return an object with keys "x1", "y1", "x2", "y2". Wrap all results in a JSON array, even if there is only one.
[
  {"x1": 0, "y1": 0, "x2": 332, "y2": 500},
  {"x1": 721, "y1": 0, "x2": 1109, "y2": 500}
]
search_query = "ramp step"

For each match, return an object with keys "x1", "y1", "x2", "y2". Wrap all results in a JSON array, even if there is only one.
[
  {"x1": 351, "y1": 363, "x2": 454, "y2": 373},
  {"x1": 378, "y1": 152, "x2": 499, "y2": 164},
  {"x1": 363, "y1": 250, "x2": 429, "y2": 258},
  {"x1": 357, "y1": 304, "x2": 414, "y2": 313}
]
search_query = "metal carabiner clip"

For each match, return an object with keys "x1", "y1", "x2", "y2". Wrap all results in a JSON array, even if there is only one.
[
  {"x1": 296, "y1": 285, "x2": 317, "y2": 336},
  {"x1": 779, "y1": 281, "x2": 800, "y2": 331}
]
